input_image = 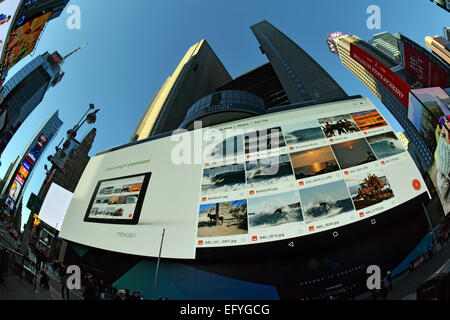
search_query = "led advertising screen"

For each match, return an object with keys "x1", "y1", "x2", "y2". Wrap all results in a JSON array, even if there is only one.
[
  {"x1": 350, "y1": 43, "x2": 411, "y2": 107},
  {"x1": 0, "y1": 0, "x2": 22, "y2": 76},
  {"x1": 2, "y1": 11, "x2": 51, "y2": 72},
  {"x1": 38, "y1": 183, "x2": 73, "y2": 231},
  {"x1": 401, "y1": 38, "x2": 449, "y2": 88},
  {"x1": 8, "y1": 178, "x2": 22, "y2": 201},
  {"x1": 60, "y1": 98, "x2": 428, "y2": 259},
  {"x1": 408, "y1": 87, "x2": 450, "y2": 151}
]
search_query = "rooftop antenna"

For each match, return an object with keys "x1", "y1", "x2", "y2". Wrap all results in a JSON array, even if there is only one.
[{"x1": 61, "y1": 43, "x2": 88, "y2": 63}]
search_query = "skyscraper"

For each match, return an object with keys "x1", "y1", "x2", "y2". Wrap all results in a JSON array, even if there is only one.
[
  {"x1": 328, "y1": 32, "x2": 438, "y2": 171},
  {"x1": 131, "y1": 21, "x2": 347, "y2": 141},
  {"x1": 368, "y1": 32, "x2": 402, "y2": 63},
  {"x1": 1, "y1": 111, "x2": 62, "y2": 221},
  {"x1": 0, "y1": 47, "x2": 83, "y2": 155}
]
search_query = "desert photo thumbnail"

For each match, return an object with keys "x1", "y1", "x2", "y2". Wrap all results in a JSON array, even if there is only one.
[{"x1": 197, "y1": 200, "x2": 248, "y2": 238}]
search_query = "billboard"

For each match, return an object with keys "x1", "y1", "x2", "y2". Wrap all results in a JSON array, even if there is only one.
[
  {"x1": 38, "y1": 183, "x2": 73, "y2": 231},
  {"x1": 401, "y1": 37, "x2": 449, "y2": 89},
  {"x1": 350, "y1": 43, "x2": 411, "y2": 107},
  {"x1": 326, "y1": 31, "x2": 344, "y2": 55},
  {"x1": 408, "y1": 87, "x2": 450, "y2": 152},
  {"x1": 0, "y1": 0, "x2": 22, "y2": 78},
  {"x1": 2, "y1": 11, "x2": 52, "y2": 72},
  {"x1": 59, "y1": 98, "x2": 428, "y2": 259}
]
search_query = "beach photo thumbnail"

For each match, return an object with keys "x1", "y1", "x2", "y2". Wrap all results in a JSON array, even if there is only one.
[
  {"x1": 299, "y1": 180, "x2": 355, "y2": 223},
  {"x1": 246, "y1": 154, "x2": 295, "y2": 186},
  {"x1": 245, "y1": 127, "x2": 286, "y2": 154},
  {"x1": 331, "y1": 139, "x2": 377, "y2": 169},
  {"x1": 351, "y1": 110, "x2": 388, "y2": 131},
  {"x1": 346, "y1": 172, "x2": 394, "y2": 211},
  {"x1": 248, "y1": 191, "x2": 303, "y2": 229},
  {"x1": 197, "y1": 200, "x2": 248, "y2": 238},
  {"x1": 289, "y1": 146, "x2": 340, "y2": 180},
  {"x1": 318, "y1": 114, "x2": 360, "y2": 137},
  {"x1": 366, "y1": 132, "x2": 405, "y2": 159},
  {"x1": 281, "y1": 120, "x2": 325, "y2": 146},
  {"x1": 202, "y1": 163, "x2": 246, "y2": 194}
]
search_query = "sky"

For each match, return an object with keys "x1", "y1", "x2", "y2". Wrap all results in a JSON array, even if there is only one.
[{"x1": 0, "y1": 0, "x2": 448, "y2": 230}]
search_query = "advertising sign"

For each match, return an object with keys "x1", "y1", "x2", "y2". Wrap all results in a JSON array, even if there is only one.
[
  {"x1": 59, "y1": 98, "x2": 428, "y2": 259},
  {"x1": 2, "y1": 11, "x2": 51, "y2": 72},
  {"x1": 0, "y1": 0, "x2": 22, "y2": 76},
  {"x1": 408, "y1": 87, "x2": 450, "y2": 151},
  {"x1": 402, "y1": 39, "x2": 449, "y2": 89},
  {"x1": 326, "y1": 31, "x2": 344, "y2": 55},
  {"x1": 38, "y1": 183, "x2": 73, "y2": 231},
  {"x1": 350, "y1": 43, "x2": 411, "y2": 107}
]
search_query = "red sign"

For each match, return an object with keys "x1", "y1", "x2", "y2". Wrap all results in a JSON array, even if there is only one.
[
  {"x1": 403, "y1": 42, "x2": 448, "y2": 89},
  {"x1": 350, "y1": 43, "x2": 411, "y2": 107}
]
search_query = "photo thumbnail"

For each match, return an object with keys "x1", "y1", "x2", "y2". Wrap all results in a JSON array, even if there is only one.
[
  {"x1": 245, "y1": 127, "x2": 286, "y2": 154},
  {"x1": 345, "y1": 172, "x2": 395, "y2": 211},
  {"x1": 197, "y1": 200, "x2": 248, "y2": 238},
  {"x1": 318, "y1": 114, "x2": 360, "y2": 137},
  {"x1": 246, "y1": 154, "x2": 295, "y2": 187},
  {"x1": 289, "y1": 146, "x2": 340, "y2": 180},
  {"x1": 351, "y1": 110, "x2": 388, "y2": 131},
  {"x1": 205, "y1": 134, "x2": 244, "y2": 160},
  {"x1": 281, "y1": 120, "x2": 325, "y2": 146},
  {"x1": 331, "y1": 138, "x2": 377, "y2": 169},
  {"x1": 247, "y1": 191, "x2": 303, "y2": 229},
  {"x1": 202, "y1": 163, "x2": 246, "y2": 194},
  {"x1": 299, "y1": 180, "x2": 355, "y2": 223},
  {"x1": 366, "y1": 132, "x2": 406, "y2": 159}
]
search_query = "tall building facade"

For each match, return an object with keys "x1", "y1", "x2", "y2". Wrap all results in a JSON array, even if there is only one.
[
  {"x1": 368, "y1": 32, "x2": 402, "y2": 63},
  {"x1": 131, "y1": 20, "x2": 347, "y2": 141},
  {"x1": 329, "y1": 33, "x2": 441, "y2": 171},
  {"x1": 0, "y1": 51, "x2": 65, "y2": 154},
  {"x1": 1, "y1": 111, "x2": 62, "y2": 221},
  {"x1": 27, "y1": 127, "x2": 96, "y2": 258}
]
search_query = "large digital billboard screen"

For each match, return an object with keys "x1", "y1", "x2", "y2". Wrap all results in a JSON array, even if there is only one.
[
  {"x1": 59, "y1": 98, "x2": 428, "y2": 259},
  {"x1": 2, "y1": 11, "x2": 52, "y2": 72},
  {"x1": 408, "y1": 87, "x2": 450, "y2": 151},
  {"x1": 0, "y1": 0, "x2": 22, "y2": 78},
  {"x1": 38, "y1": 183, "x2": 73, "y2": 231}
]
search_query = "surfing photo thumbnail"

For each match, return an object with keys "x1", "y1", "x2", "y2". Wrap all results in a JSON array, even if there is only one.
[
  {"x1": 201, "y1": 163, "x2": 246, "y2": 194},
  {"x1": 281, "y1": 120, "x2": 326, "y2": 146},
  {"x1": 331, "y1": 138, "x2": 377, "y2": 169},
  {"x1": 197, "y1": 200, "x2": 248, "y2": 238},
  {"x1": 246, "y1": 154, "x2": 295, "y2": 187},
  {"x1": 345, "y1": 172, "x2": 394, "y2": 211},
  {"x1": 247, "y1": 191, "x2": 303, "y2": 229},
  {"x1": 318, "y1": 114, "x2": 360, "y2": 138},
  {"x1": 366, "y1": 132, "x2": 405, "y2": 159},
  {"x1": 351, "y1": 109, "x2": 388, "y2": 131},
  {"x1": 289, "y1": 146, "x2": 340, "y2": 180},
  {"x1": 299, "y1": 180, "x2": 355, "y2": 224}
]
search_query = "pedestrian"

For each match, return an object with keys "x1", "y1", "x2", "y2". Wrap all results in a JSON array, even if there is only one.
[
  {"x1": 60, "y1": 268, "x2": 70, "y2": 300},
  {"x1": 83, "y1": 276, "x2": 99, "y2": 300},
  {"x1": 115, "y1": 289, "x2": 127, "y2": 301}
]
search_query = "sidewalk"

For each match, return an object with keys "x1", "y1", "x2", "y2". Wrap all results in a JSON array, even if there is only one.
[{"x1": 386, "y1": 241, "x2": 450, "y2": 300}]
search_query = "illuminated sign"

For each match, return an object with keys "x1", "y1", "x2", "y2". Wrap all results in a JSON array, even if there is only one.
[
  {"x1": 60, "y1": 98, "x2": 428, "y2": 258},
  {"x1": 3, "y1": 11, "x2": 52, "y2": 72},
  {"x1": 350, "y1": 43, "x2": 411, "y2": 107},
  {"x1": 326, "y1": 31, "x2": 344, "y2": 55},
  {"x1": 0, "y1": 0, "x2": 23, "y2": 79},
  {"x1": 18, "y1": 165, "x2": 29, "y2": 179}
]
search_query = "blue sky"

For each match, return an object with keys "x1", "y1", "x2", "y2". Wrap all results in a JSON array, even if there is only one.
[{"x1": 0, "y1": 0, "x2": 448, "y2": 229}]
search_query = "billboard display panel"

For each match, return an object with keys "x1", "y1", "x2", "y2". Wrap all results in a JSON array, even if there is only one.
[
  {"x1": 60, "y1": 98, "x2": 428, "y2": 258},
  {"x1": 350, "y1": 43, "x2": 411, "y2": 107},
  {"x1": 38, "y1": 183, "x2": 73, "y2": 231},
  {"x1": 3, "y1": 11, "x2": 51, "y2": 72},
  {"x1": 402, "y1": 40, "x2": 448, "y2": 88},
  {"x1": 408, "y1": 87, "x2": 450, "y2": 151},
  {"x1": 0, "y1": 0, "x2": 22, "y2": 75}
]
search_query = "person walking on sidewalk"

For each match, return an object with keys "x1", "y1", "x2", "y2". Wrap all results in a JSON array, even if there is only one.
[{"x1": 60, "y1": 267, "x2": 70, "y2": 300}]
